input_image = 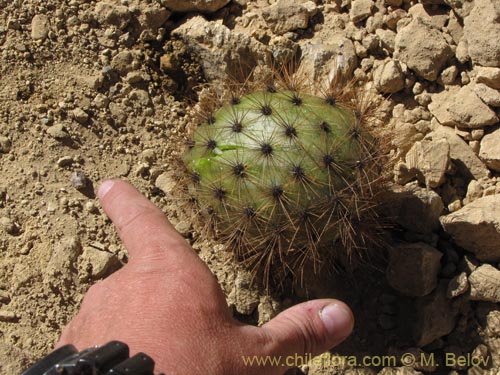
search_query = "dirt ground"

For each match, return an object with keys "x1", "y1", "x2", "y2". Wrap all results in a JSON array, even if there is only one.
[{"x1": 1, "y1": 0, "x2": 500, "y2": 374}]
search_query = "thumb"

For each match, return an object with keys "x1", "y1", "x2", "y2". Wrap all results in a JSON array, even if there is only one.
[{"x1": 261, "y1": 300, "x2": 354, "y2": 360}]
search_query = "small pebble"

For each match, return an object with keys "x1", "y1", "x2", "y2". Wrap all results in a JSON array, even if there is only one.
[
  {"x1": 0, "y1": 290, "x2": 10, "y2": 303},
  {"x1": 70, "y1": 170, "x2": 88, "y2": 190},
  {"x1": 72, "y1": 108, "x2": 89, "y2": 124},
  {"x1": 85, "y1": 201, "x2": 97, "y2": 213},
  {"x1": 0, "y1": 136, "x2": 12, "y2": 153},
  {"x1": 57, "y1": 156, "x2": 74, "y2": 167},
  {"x1": 0, "y1": 216, "x2": 16, "y2": 235},
  {"x1": 0, "y1": 310, "x2": 17, "y2": 322}
]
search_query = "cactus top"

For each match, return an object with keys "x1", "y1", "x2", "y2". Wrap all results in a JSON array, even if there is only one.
[{"x1": 184, "y1": 89, "x2": 375, "y2": 252}]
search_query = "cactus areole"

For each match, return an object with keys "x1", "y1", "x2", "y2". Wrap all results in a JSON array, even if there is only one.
[{"x1": 183, "y1": 89, "x2": 380, "y2": 272}]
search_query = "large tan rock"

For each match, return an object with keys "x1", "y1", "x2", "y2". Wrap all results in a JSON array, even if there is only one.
[
  {"x1": 425, "y1": 126, "x2": 490, "y2": 180},
  {"x1": 300, "y1": 36, "x2": 358, "y2": 81},
  {"x1": 386, "y1": 242, "x2": 442, "y2": 297},
  {"x1": 350, "y1": 0, "x2": 374, "y2": 23},
  {"x1": 428, "y1": 85, "x2": 499, "y2": 129},
  {"x1": 464, "y1": 0, "x2": 500, "y2": 67},
  {"x1": 475, "y1": 66, "x2": 500, "y2": 89},
  {"x1": 94, "y1": 1, "x2": 131, "y2": 30},
  {"x1": 395, "y1": 18, "x2": 453, "y2": 81},
  {"x1": 172, "y1": 16, "x2": 269, "y2": 81},
  {"x1": 440, "y1": 195, "x2": 500, "y2": 261},
  {"x1": 480, "y1": 128, "x2": 500, "y2": 172},
  {"x1": 405, "y1": 139, "x2": 450, "y2": 188},
  {"x1": 473, "y1": 83, "x2": 500, "y2": 107},
  {"x1": 373, "y1": 59, "x2": 405, "y2": 94},
  {"x1": 469, "y1": 264, "x2": 500, "y2": 302},
  {"x1": 262, "y1": 0, "x2": 317, "y2": 35}
]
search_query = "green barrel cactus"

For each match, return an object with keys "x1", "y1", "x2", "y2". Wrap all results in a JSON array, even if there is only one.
[{"x1": 183, "y1": 82, "x2": 384, "y2": 279}]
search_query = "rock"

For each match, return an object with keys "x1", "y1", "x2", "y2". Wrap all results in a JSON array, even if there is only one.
[
  {"x1": 463, "y1": 0, "x2": 500, "y2": 67},
  {"x1": 405, "y1": 139, "x2": 450, "y2": 188},
  {"x1": 125, "y1": 71, "x2": 143, "y2": 84},
  {"x1": 469, "y1": 264, "x2": 500, "y2": 302},
  {"x1": 0, "y1": 290, "x2": 9, "y2": 304},
  {"x1": 478, "y1": 308, "x2": 500, "y2": 368},
  {"x1": 0, "y1": 217, "x2": 17, "y2": 235},
  {"x1": 257, "y1": 295, "x2": 280, "y2": 325},
  {"x1": 141, "y1": 149, "x2": 156, "y2": 164},
  {"x1": 109, "y1": 102, "x2": 127, "y2": 126},
  {"x1": 439, "y1": 65, "x2": 459, "y2": 85},
  {"x1": 262, "y1": 0, "x2": 317, "y2": 35},
  {"x1": 80, "y1": 246, "x2": 120, "y2": 279},
  {"x1": 46, "y1": 123, "x2": 70, "y2": 140},
  {"x1": 373, "y1": 59, "x2": 405, "y2": 94},
  {"x1": 111, "y1": 50, "x2": 135, "y2": 75},
  {"x1": 380, "y1": 183, "x2": 444, "y2": 234},
  {"x1": 228, "y1": 270, "x2": 259, "y2": 315},
  {"x1": 72, "y1": 108, "x2": 89, "y2": 124},
  {"x1": 414, "y1": 281, "x2": 459, "y2": 346},
  {"x1": 0, "y1": 310, "x2": 17, "y2": 322},
  {"x1": 475, "y1": 67, "x2": 500, "y2": 89},
  {"x1": 376, "y1": 29, "x2": 396, "y2": 54},
  {"x1": 94, "y1": 1, "x2": 131, "y2": 30},
  {"x1": 447, "y1": 272, "x2": 469, "y2": 298},
  {"x1": 385, "y1": 9, "x2": 407, "y2": 30},
  {"x1": 395, "y1": 18, "x2": 453, "y2": 81},
  {"x1": 93, "y1": 93, "x2": 109, "y2": 109},
  {"x1": 31, "y1": 14, "x2": 49, "y2": 41},
  {"x1": 408, "y1": 4, "x2": 448, "y2": 30},
  {"x1": 57, "y1": 156, "x2": 74, "y2": 167},
  {"x1": 455, "y1": 39, "x2": 470, "y2": 64},
  {"x1": 464, "y1": 180, "x2": 483, "y2": 205},
  {"x1": 0, "y1": 136, "x2": 11, "y2": 153},
  {"x1": 428, "y1": 85, "x2": 499, "y2": 129},
  {"x1": 172, "y1": 16, "x2": 269, "y2": 81},
  {"x1": 300, "y1": 37, "x2": 358, "y2": 82},
  {"x1": 444, "y1": 0, "x2": 475, "y2": 19},
  {"x1": 161, "y1": 0, "x2": 230, "y2": 13},
  {"x1": 44, "y1": 237, "x2": 82, "y2": 280},
  {"x1": 440, "y1": 195, "x2": 500, "y2": 261},
  {"x1": 473, "y1": 83, "x2": 500, "y2": 107},
  {"x1": 392, "y1": 121, "x2": 425, "y2": 153},
  {"x1": 155, "y1": 173, "x2": 176, "y2": 195},
  {"x1": 480, "y1": 128, "x2": 500, "y2": 171},
  {"x1": 350, "y1": 0, "x2": 374, "y2": 23},
  {"x1": 386, "y1": 242, "x2": 442, "y2": 297},
  {"x1": 70, "y1": 171, "x2": 88, "y2": 190},
  {"x1": 137, "y1": 5, "x2": 171, "y2": 41},
  {"x1": 425, "y1": 126, "x2": 489, "y2": 180}
]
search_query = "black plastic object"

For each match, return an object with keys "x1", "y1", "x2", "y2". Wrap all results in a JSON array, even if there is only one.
[
  {"x1": 19, "y1": 341, "x2": 159, "y2": 375},
  {"x1": 106, "y1": 353, "x2": 155, "y2": 375},
  {"x1": 20, "y1": 345, "x2": 78, "y2": 375},
  {"x1": 79, "y1": 341, "x2": 130, "y2": 372}
]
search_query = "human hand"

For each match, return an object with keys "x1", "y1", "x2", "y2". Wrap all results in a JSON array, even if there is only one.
[{"x1": 56, "y1": 180, "x2": 354, "y2": 374}]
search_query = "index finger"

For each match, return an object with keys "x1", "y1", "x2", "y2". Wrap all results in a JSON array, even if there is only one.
[{"x1": 97, "y1": 179, "x2": 196, "y2": 263}]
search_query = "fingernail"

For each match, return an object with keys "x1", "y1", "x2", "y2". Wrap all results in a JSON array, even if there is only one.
[
  {"x1": 320, "y1": 303, "x2": 354, "y2": 339},
  {"x1": 98, "y1": 180, "x2": 115, "y2": 200}
]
